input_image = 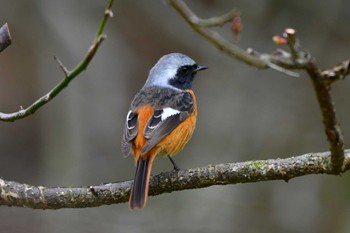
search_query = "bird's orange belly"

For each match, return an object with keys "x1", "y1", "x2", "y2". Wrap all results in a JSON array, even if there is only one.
[{"x1": 156, "y1": 111, "x2": 197, "y2": 156}]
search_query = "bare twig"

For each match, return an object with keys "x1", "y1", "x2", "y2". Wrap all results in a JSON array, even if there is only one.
[
  {"x1": 169, "y1": 1, "x2": 348, "y2": 174},
  {"x1": 1, "y1": 150, "x2": 349, "y2": 209},
  {"x1": 169, "y1": 0, "x2": 303, "y2": 78},
  {"x1": 277, "y1": 28, "x2": 345, "y2": 173},
  {"x1": 260, "y1": 58, "x2": 300, "y2": 77},
  {"x1": 0, "y1": 0, "x2": 114, "y2": 122},
  {"x1": 168, "y1": 0, "x2": 267, "y2": 69},
  {"x1": 321, "y1": 59, "x2": 350, "y2": 82},
  {"x1": 53, "y1": 56, "x2": 71, "y2": 77},
  {"x1": 306, "y1": 62, "x2": 345, "y2": 173},
  {"x1": 191, "y1": 8, "x2": 240, "y2": 27},
  {"x1": 0, "y1": 23, "x2": 11, "y2": 53}
]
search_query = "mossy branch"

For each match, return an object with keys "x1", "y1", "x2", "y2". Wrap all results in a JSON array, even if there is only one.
[{"x1": 1, "y1": 150, "x2": 349, "y2": 209}]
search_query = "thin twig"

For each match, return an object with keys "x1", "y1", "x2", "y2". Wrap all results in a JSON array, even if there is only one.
[
  {"x1": 168, "y1": 0, "x2": 306, "y2": 78},
  {"x1": 321, "y1": 59, "x2": 350, "y2": 82},
  {"x1": 0, "y1": 23, "x2": 11, "y2": 53},
  {"x1": 0, "y1": 0, "x2": 114, "y2": 122},
  {"x1": 170, "y1": 1, "x2": 348, "y2": 174},
  {"x1": 260, "y1": 56, "x2": 300, "y2": 77},
  {"x1": 192, "y1": 8, "x2": 240, "y2": 27},
  {"x1": 168, "y1": 0, "x2": 267, "y2": 69},
  {"x1": 0, "y1": 150, "x2": 349, "y2": 209},
  {"x1": 53, "y1": 55, "x2": 71, "y2": 77}
]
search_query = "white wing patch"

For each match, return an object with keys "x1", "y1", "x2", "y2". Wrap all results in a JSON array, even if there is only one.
[
  {"x1": 126, "y1": 111, "x2": 135, "y2": 130},
  {"x1": 161, "y1": 107, "x2": 180, "y2": 121}
]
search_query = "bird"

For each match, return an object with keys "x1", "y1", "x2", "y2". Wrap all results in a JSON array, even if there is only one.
[{"x1": 121, "y1": 53, "x2": 207, "y2": 210}]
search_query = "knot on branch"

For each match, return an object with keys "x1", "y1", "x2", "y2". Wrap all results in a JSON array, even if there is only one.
[{"x1": 322, "y1": 60, "x2": 350, "y2": 82}]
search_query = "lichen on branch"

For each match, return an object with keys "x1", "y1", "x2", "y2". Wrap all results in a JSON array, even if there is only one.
[{"x1": 1, "y1": 150, "x2": 349, "y2": 209}]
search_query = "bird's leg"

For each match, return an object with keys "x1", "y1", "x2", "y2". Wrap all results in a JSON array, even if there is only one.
[{"x1": 168, "y1": 155, "x2": 180, "y2": 171}]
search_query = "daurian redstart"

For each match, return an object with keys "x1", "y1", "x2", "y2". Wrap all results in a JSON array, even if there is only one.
[{"x1": 122, "y1": 53, "x2": 207, "y2": 209}]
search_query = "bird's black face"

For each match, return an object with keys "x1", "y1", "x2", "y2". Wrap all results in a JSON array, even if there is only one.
[{"x1": 168, "y1": 64, "x2": 207, "y2": 90}]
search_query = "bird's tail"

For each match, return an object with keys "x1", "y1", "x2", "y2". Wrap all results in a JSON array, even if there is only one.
[{"x1": 129, "y1": 155, "x2": 154, "y2": 210}]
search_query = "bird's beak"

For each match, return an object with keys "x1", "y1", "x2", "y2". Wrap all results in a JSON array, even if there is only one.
[{"x1": 194, "y1": 65, "x2": 208, "y2": 72}]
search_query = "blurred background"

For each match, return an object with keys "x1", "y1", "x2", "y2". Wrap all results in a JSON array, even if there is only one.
[{"x1": 0, "y1": 0, "x2": 349, "y2": 232}]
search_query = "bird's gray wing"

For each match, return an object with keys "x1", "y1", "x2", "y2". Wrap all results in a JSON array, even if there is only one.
[
  {"x1": 141, "y1": 92, "x2": 194, "y2": 155},
  {"x1": 121, "y1": 110, "x2": 138, "y2": 157}
]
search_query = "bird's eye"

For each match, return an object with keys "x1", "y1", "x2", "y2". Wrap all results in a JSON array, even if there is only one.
[{"x1": 180, "y1": 66, "x2": 189, "y2": 73}]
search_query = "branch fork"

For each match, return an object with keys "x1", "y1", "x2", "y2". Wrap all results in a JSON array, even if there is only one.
[
  {"x1": 0, "y1": 1, "x2": 114, "y2": 122},
  {"x1": 0, "y1": 0, "x2": 349, "y2": 210},
  {"x1": 169, "y1": 0, "x2": 347, "y2": 174}
]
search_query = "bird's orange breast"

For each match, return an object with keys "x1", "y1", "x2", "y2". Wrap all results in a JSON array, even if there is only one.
[{"x1": 156, "y1": 110, "x2": 197, "y2": 156}]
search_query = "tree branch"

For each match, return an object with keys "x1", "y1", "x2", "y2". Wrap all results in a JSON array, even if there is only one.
[
  {"x1": 269, "y1": 30, "x2": 345, "y2": 174},
  {"x1": 169, "y1": 0, "x2": 348, "y2": 174},
  {"x1": 0, "y1": 23, "x2": 11, "y2": 53},
  {"x1": 168, "y1": 0, "x2": 267, "y2": 69},
  {"x1": 1, "y1": 150, "x2": 349, "y2": 209},
  {"x1": 0, "y1": 0, "x2": 114, "y2": 122},
  {"x1": 306, "y1": 62, "x2": 345, "y2": 173},
  {"x1": 1, "y1": 0, "x2": 348, "y2": 210}
]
